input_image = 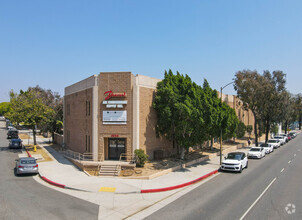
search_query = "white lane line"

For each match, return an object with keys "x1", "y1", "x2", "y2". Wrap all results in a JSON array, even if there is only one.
[
  {"x1": 299, "y1": 149, "x2": 300, "y2": 152},
  {"x1": 280, "y1": 168, "x2": 285, "y2": 173},
  {"x1": 294, "y1": 154, "x2": 296, "y2": 157},
  {"x1": 239, "y1": 177, "x2": 277, "y2": 220},
  {"x1": 288, "y1": 160, "x2": 291, "y2": 164}
]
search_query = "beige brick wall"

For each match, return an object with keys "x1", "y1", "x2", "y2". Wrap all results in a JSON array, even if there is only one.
[
  {"x1": 64, "y1": 88, "x2": 93, "y2": 153},
  {"x1": 139, "y1": 87, "x2": 173, "y2": 159},
  {"x1": 98, "y1": 72, "x2": 133, "y2": 159}
]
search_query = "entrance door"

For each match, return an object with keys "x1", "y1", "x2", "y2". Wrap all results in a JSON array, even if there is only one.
[{"x1": 108, "y1": 138, "x2": 126, "y2": 160}]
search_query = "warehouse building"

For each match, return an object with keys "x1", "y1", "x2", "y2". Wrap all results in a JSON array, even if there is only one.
[{"x1": 64, "y1": 72, "x2": 254, "y2": 161}]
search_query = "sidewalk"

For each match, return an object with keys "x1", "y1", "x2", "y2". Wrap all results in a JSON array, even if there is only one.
[{"x1": 23, "y1": 136, "x2": 252, "y2": 220}]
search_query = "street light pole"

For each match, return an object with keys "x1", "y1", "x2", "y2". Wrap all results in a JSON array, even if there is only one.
[
  {"x1": 220, "y1": 81, "x2": 235, "y2": 165},
  {"x1": 220, "y1": 86, "x2": 223, "y2": 165}
]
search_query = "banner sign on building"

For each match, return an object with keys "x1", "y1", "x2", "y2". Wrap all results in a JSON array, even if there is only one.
[
  {"x1": 104, "y1": 90, "x2": 126, "y2": 100},
  {"x1": 103, "y1": 111, "x2": 127, "y2": 124}
]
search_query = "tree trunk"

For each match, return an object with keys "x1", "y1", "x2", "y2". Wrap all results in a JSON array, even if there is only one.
[
  {"x1": 32, "y1": 126, "x2": 37, "y2": 145},
  {"x1": 299, "y1": 114, "x2": 301, "y2": 130},
  {"x1": 253, "y1": 113, "x2": 258, "y2": 146},
  {"x1": 180, "y1": 147, "x2": 185, "y2": 160},
  {"x1": 284, "y1": 120, "x2": 288, "y2": 134},
  {"x1": 52, "y1": 132, "x2": 55, "y2": 143},
  {"x1": 265, "y1": 117, "x2": 270, "y2": 143},
  {"x1": 210, "y1": 138, "x2": 213, "y2": 151}
]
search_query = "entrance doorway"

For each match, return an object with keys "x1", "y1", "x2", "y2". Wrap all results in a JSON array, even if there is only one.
[{"x1": 108, "y1": 138, "x2": 126, "y2": 160}]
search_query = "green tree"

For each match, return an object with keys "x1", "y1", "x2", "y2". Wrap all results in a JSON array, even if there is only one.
[
  {"x1": 28, "y1": 86, "x2": 63, "y2": 141},
  {"x1": 246, "y1": 125, "x2": 253, "y2": 138},
  {"x1": 236, "y1": 121, "x2": 246, "y2": 139},
  {"x1": 153, "y1": 70, "x2": 206, "y2": 159},
  {"x1": 293, "y1": 94, "x2": 302, "y2": 130},
  {"x1": 0, "y1": 102, "x2": 11, "y2": 116},
  {"x1": 221, "y1": 102, "x2": 239, "y2": 140},
  {"x1": 260, "y1": 70, "x2": 287, "y2": 142},
  {"x1": 6, "y1": 89, "x2": 54, "y2": 145},
  {"x1": 234, "y1": 70, "x2": 264, "y2": 146},
  {"x1": 202, "y1": 80, "x2": 221, "y2": 149}
]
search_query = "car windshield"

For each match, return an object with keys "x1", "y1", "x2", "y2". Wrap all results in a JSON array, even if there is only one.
[
  {"x1": 250, "y1": 148, "x2": 260, "y2": 151},
  {"x1": 20, "y1": 160, "x2": 36, "y2": 164},
  {"x1": 260, "y1": 144, "x2": 268, "y2": 147},
  {"x1": 12, "y1": 140, "x2": 21, "y2": 143},
  {"x1": 268, "y1": 140, "x2": 277, "y2": 143},
  {"x1": 226, "y1": 154, "x2": 242, "y2": 160}
]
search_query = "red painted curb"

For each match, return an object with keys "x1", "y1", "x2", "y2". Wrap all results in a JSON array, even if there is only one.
[
  {"x1": 25, "y1": 147, "x2": 32, "y2": 157},
  {"x1": 141, "y1": 169, "x2": 218, "y2": 193},
  {"x1": 40, "y1": 175, "x2": 66, "y2": 188}
]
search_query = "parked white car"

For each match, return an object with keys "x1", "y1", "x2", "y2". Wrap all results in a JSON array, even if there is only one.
[
  {"x1": 274, "y1": 136, "x2": 286, "y2": 145},
  {"x1": 221, "y1": 152, "x2": 248, "y2": 173},
  {"x1": 279, "y1": 134, "x2": 288, "y2": 143},
  {"x1": 259, "y1": 143, "x2": 274, "y2": 154},
  {"x1": 268, "y1": 139, "x2": 281, "y2": 148},
  {"x1": 248, "y1": 147, "x2": 266, "y2": 159}
]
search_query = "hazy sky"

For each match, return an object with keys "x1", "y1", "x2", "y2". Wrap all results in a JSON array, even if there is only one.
[{"x1": 1, "y1": 0, "x2": 301, "y2": 102}]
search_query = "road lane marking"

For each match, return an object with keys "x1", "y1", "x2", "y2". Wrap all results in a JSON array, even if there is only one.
[
  {"x1": 288, "y1": 161, "x2": 291, "y2": 164},
  {"x1": 294, "y1": 154, "x2": 296, "y2": 157},
  {"x1": 298, "y1": 149, "x2": 300, "y2": 152},
  {"x1": 239, "y1": 177, "x2": 277, "y2": 220},
  {"x1": 281, "y1": 168, "x2": 285, "y2": 173}
]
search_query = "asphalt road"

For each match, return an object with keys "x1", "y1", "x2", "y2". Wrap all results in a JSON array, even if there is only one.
[
  {"x1": 0, "y1": 121, "x2": 99, "y2": 220},
  {"x1": 146, "y1": 133, "x2": 302, "y2": 220}
]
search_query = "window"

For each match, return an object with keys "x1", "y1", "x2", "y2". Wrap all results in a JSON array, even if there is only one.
[
  {"x1": 86, "y1": 100, "x2": 91, "y2": 116},
  {"x1": 88, "y1": 101, "x2": 91, "y2": 116},
  {"x1": 85, "y1": 135, "x2": 91, "y2": 152}
]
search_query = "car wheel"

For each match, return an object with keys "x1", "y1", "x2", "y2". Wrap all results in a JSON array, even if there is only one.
[{"x1": 239, "y1": 165, "x2": 242, "y2": 173}]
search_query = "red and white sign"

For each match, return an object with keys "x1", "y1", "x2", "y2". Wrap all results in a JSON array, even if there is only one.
[{"x1": 104, "y1": 90, "x2": 126, "y2": 100}]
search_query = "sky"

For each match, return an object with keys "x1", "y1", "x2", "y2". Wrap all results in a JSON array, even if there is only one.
[{"x1": 1, "y1": 0, "x2": 302, "y2": 102}]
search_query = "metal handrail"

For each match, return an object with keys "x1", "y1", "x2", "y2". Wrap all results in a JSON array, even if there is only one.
[
  {"x1": 117, "y1": 153, "x2": 136, "y2": 174},
  {"x1": 119, "y1": 153, "x2": 136, "y2": 163},
  {"x1": 62, "y1": 149, "x2": 103, "y2": 161}
]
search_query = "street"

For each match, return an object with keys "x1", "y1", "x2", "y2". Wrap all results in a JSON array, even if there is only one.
[
  {"x1": 1, "y1": 117, "x2": 301, "y2": 220},
  {"x1": 146, "y1": 134, "x2": 302, "y2": 220},
  {"x1": 0, "y1": 121, "x2": 99, "y2": 220}
]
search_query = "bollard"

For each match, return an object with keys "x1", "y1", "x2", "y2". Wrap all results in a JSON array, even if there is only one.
[{"x1": 34, "y1": 145, "x2": 37, "y2": 152}]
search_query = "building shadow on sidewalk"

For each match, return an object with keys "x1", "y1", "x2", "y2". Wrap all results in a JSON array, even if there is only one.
[{"x1": 43, "y1": 145, "x2": 75, "y2": 166}]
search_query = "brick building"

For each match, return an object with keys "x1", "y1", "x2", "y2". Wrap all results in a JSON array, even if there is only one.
[
  {"x1": 64, "y1": 72, "x2": 173, "y2": 161},
  {"x1": 64, "y1": 72, "x2": 254, "y2": 161}
]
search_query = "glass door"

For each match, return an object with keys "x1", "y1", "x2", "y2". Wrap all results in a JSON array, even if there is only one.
[{"x1": 108, "y1": 138, "x2": 125, "y2": 160}]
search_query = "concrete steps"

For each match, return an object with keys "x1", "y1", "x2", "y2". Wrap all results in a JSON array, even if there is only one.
[{"x1": 99, "y1": 164, "x2": 120, "y2": 176}]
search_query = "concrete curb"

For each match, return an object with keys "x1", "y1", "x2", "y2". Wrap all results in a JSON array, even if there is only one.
[
  {"x1": 24, "y1": 145, "x2": 91, "y2": 192},
  {"x1": 24, "y1": 146, "x2": 32, "y2": 157},
  {"x1": 38, "y1": 174, "x2": 92, "y2": 192},
  {"x1": 140, "y1": 169, "x2": 219, "y2": 193}
]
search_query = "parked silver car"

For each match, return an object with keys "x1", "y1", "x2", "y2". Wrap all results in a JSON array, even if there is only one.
[{"x1": 15, "y1": 157, "x2": 39, "y2": 175}]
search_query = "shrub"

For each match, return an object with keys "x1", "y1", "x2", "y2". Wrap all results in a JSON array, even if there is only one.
[
  {"x1": 246, "y1": 125, "x2": 253, "y2": 136},
  {"x1": 134, "y1": 149, "x2": 149, "y2": 167},
  {"x1": 236, "y1": 121, "x2": 246, "y2": 138}
]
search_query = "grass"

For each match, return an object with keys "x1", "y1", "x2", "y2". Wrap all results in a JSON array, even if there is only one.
[{"x1": 24, "y1": 144, "x2": 53, "y2": 162}]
